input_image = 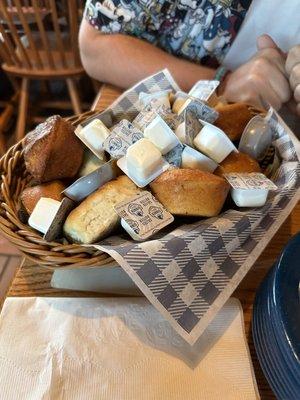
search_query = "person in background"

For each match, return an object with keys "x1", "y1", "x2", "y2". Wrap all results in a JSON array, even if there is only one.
[{"x1": 79, "y1": 0, "x2": 300, "y2": 116}]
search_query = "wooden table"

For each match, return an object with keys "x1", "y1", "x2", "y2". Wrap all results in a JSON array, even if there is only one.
[{"x1": 4, "y1": 85, "x2": 300, "y2": 400}]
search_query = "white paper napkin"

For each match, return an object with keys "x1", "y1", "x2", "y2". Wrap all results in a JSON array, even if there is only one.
[{"x1": 0, "y1": 297, "x2": 259, "y2": 400}]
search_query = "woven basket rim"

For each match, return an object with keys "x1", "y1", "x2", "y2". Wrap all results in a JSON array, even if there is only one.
[{"x1": 0, "y1": 111, "x2": 115, "y2": 270}]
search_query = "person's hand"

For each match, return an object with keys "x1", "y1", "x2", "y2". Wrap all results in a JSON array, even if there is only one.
[
  {"x1": 285, "y1": 45, "x2": 300, "y2": 116},
  {"x1": 222, "y1": 34, "x2": 291, "y2": 110}
]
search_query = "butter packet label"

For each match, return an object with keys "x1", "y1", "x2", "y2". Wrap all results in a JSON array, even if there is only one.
[
  {"x1": 44, "y1": 197, "x2": 74, "y2": 242},
  {"x1": 223, "y1": 173, "x2": 278, "y2": 191},
  {"x1": 184, "y1": 109, "x2": 202, "y2": 147},
  {"x1": 189, "y1": 80, "x2": 219, "y2": 106},
  {"x1": 104, "y1": 119, "x2": 143, "y2": 158},
  {"x1": 164, "y1": 143, "x2": 184, "y2": 167},
  {"x1": 139, "y1": 90, "x2": 172, "y2": 110},
  {"x1": 133, "y1": 104, "x2": 180, "y2": 132},
  {"x1": 184, "y1": 99, "x2": 219, "y2": 124},
  {"x1": 114, "y1": 191, "x2": 174, "y2": 241},
  {"x1": 63, "y1": 160, "x2": 118, "y2": 202}
]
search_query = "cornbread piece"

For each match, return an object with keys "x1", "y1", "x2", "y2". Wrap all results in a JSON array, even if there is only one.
[
  {"x1": 150, "y1": 168, "x2": 229, "y2": 217},
  {"x1": 20, "y1": 180, "x2": 65, "y2": 215},
  {"x1": 63, "y1": 175, "x2": 142, "y2": 244},
  {"x1": 214, "y1": 103, "x2": 263, "y2": 141},
  {"x1": 214, "y1": 151, "x2": 261, "y2": 177},
  {"x1": 24, "y1": 115, "x2": 84, "y2": 182}
]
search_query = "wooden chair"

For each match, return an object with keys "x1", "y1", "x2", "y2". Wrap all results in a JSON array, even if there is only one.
[{"x1": 0, "y1": 0, "x2": 85, "y2": 143}]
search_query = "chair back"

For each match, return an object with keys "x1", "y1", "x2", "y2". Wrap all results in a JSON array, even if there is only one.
[{"x1": 0, "y1": 0, "x2": 83, "y2": 76}]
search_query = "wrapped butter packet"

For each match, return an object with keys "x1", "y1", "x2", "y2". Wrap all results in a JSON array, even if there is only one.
[
  {"x1": 193, "y1": 119, "x2": 237, "y2": 163},
  {"x1": 223, "y1": 172, "x2": 278, "y2": 208},
  {"x1": 75, "y1": 111, "x2": 113, "y2": 159},
  {"x1": 185, "y1": 110, "x2": 202, "y2": 146},
  {"x1": 133, "y1": 104, "x2": 180, "y2": 132},
  {"x1": 188, "y1": 80, "x2": 219, "y2": 106},
  {"x1": 29, "y1": 197, "x2": 74, "y2": 242},
  {"x1": 173, "y1": 92, "x2": 219, "y2": 123},
  {"x1": 114, "y1": 191, "x2": 174, "y2": 241},
  {"x1": 176, "y1": 106, "x2": 218, "y2": 149},
  {"x1": 63, "y1": 160, "x2": 118, "y2": 202},
  {"x1": 164, "y1": 143, "x2": 184, "y2": 167},
  {"x1": 117, "y1": 138, "x2": 170, "y2": 188},
  {"x1": 103, "y1": 119, "x2": 144, "y2": 159},
  {"x1": 139, "y1": 90, "x2": 172, "y2": 109},
  {"x1": 43, "y1": 197, "x2": 74, "y2": 242}
]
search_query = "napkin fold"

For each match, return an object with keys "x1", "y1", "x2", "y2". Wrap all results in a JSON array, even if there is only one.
[{"x1": 0, "y1": 297, "x2": 259, "y2": 400}]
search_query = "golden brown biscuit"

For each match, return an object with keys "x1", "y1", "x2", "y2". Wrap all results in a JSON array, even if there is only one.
[
  {"x1": 214, "y1": 103, "x2": 264, "y2": 141},
  {"x1": 214, "y1": 151, "x2": 261, "y2": 177},
  {"x1": 150, "y1": 168, "x2": 229, "y2": 217}
]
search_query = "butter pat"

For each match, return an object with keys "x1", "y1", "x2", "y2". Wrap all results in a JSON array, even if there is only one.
[
  {"x1": 144, "y1": 115, "x2": 179, "y2": 155},
  {"x1": 28, "y1": 197, "x2": 61, "y2": 234},
  {"x1": 231, "y1": 188, "x2": 268, "y2": 207},
  {"x1": 127, "y1": 138, "x2": 163, "y2": 180},
  {"x1": 78, "y1": 119, "x2": 110, "y2": 158},
  {"x1": 181, "y1": 146, "x2": 218, "y2": 173},
  {"x1": 193, "y1": 121, "x2": 237, "y2": 163},
  {"x1": 117, "y1": 138, "x2": 168, "y2": 187}
]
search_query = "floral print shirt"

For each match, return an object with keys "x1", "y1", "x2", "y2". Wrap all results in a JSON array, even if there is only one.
[{"x1": 85, "y1": 0, "x2": 252, "y2": 66}]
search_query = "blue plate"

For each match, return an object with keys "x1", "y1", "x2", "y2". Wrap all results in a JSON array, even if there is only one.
[
  {"x1": 272, "y1": 232, "x2": 300, "y2": 364},
  {"x1": 253, "y1": 262, "x2": 300, "y2": 399},
  {"x1": 253, "y1": 280, "x2": 295, "y2": 399}
]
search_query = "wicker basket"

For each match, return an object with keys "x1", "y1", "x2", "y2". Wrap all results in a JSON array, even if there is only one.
[{"x1": 0, "y1": 111, "x2": 116, "y2": 269}]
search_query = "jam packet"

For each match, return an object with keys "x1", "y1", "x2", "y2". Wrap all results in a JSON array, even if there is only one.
[
  {"x1": 104, "y1": 119, "x2": 143, "y2": 159},
  {"x1": 114, "y1": 191, "x2": 174, "y2": 241}
]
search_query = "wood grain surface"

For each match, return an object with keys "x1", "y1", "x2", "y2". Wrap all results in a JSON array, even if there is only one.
[{"x1": 5, "y1": 85, "x2": 300, "y2": 400}]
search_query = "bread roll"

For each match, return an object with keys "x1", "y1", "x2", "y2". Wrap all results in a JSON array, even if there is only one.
[
  {"x1": 214, "y1": 103, "x2": 263, "y2": 141},
  {"x1": 214, "y1": 151, "x2": 261, "y2": 177},
  {"x1": 24, "y1": 115, "x2": 84, "y2": 182},
  {"x1": 63, "y1": 175, "x2": 142, "y2": 244},
  {"x1": 20, "y1": 180, "x2": 65, "y2": 215},
  {"x1": 150, "y1": 169, "x2": 229, "y2": 217}
]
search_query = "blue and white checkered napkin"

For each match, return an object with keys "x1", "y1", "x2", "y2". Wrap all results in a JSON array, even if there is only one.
[{"x1": 92, "y1": 70, "x2": 300, "y2": 344}]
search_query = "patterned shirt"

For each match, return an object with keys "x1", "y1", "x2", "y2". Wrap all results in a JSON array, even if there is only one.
[{"x1": 85, "y1": 0, "x2": 252, "y2": 66}]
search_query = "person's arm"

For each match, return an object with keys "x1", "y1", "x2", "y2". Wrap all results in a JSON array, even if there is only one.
[{"x1": 79, "y1": 20, "x2": 215, "y2": 92}]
